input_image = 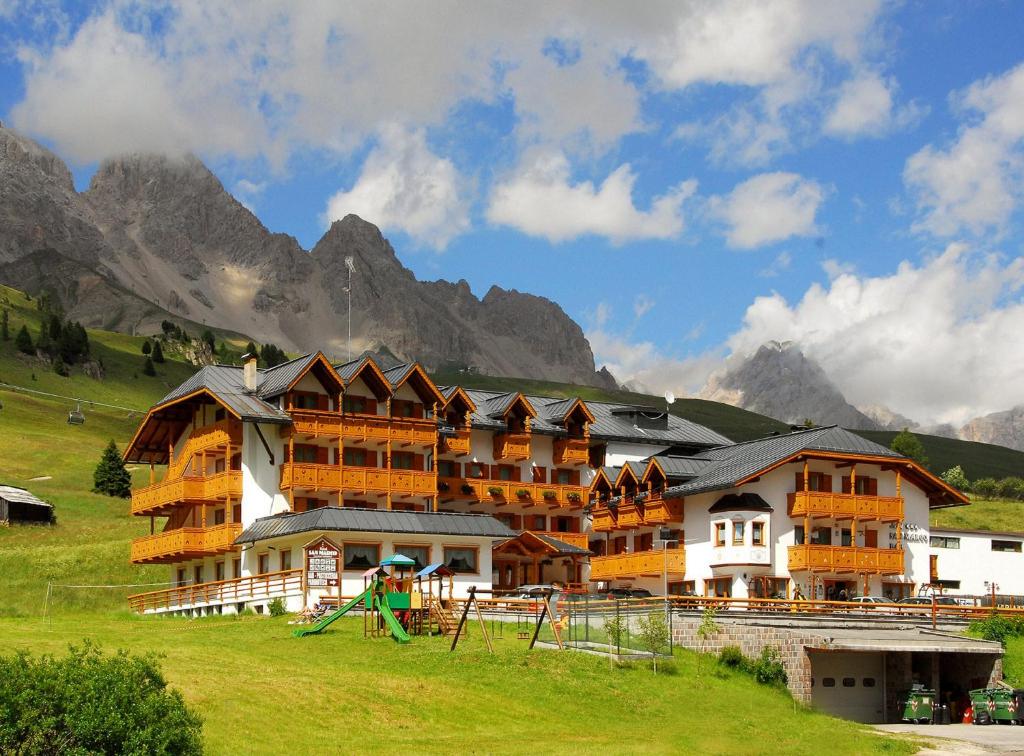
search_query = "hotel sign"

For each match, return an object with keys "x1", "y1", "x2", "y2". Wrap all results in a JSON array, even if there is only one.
[{"x1": 304, "y1": 537, "x2": 341, "y2": 588}]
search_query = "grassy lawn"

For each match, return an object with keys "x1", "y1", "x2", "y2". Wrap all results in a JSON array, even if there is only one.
[
  {"x1": 930, "y1": 497, "x2": 1024, "y2": 532},
  {"x1": 0, "y1": 613, "x2": 914, "y2": 755},
  {"x1": 1004, "y1": 637, "x2": 1024, "y2": 687}
]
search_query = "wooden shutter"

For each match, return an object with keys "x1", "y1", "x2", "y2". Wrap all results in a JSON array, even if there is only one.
[
  {"x1": 795, "y1": 473, "x2": 804, "y2": 491},
  {"x1": 511, "y1": 514, "x2": 522, "y2": 530},
  {"x1": 822, "y1": 474, "x2": 833, "y2": 493},
  {"x1": 316, "y1": 446, "x2": 328, "y2": 465},
  {"x1": 365, "y1": 398, "x2": 377, "y2": 414},
  {"x1": 412, "y1": 453, "x2": 424, "y2": 470},
  {"x1": 533, "y1": 466, "x2": 547, "y2": 483},
  {"x1": 841, "y1": 476, "x2": 851, "y2": 494},
  {"x1": 512, "y1": 465, "x2": 521, "y2": 482},
  {"x1": 317, "y1": 394, "x2": 329, "y2": 411},
  {"x1": 867, "y1": 477, "x2": 878, "y2": 496}
]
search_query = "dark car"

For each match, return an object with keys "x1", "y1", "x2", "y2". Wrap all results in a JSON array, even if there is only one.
[{"x1": 604, "y1": 587, "x2": 655, "y2": 600}]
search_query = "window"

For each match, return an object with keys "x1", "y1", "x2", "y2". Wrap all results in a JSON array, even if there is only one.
[
  {"x1": 842, "y1": 678, "x2": 855, "y2": 688},
  {"x1": 840, "y1": 528, "x2": 852, "y2": 547},
  {"x1": 930, "y1": 535, "x2": 960, "y2": 549},
  {"x1": 232, "y1": 558, "x2": 241, "y2": 578},
  {"x1": 292, "y1": 392, "x2": 321, "y2": 410},
  {"x1": 706, "y1": 577, "x2": 732, "y2": 598},
  {"x1": 343, "y1": 543, "x2": 381, "y2": 570},
  {"x1": 176, "y1": 568, "x2": 186, "y2": 587},
  {"x1": 343, "y1": 447, "x2": 369, "y2": 467},
  {"x1": 934, "y1": 579, "x2": 961, "y2": 590},
  {"x1": 467, "y1": 462, "x2": 487, "y2": 479},
  {"x1": 751, "y1": 521, "x2": 765, "y2": 546},
  {"x1": 555, "y1": 469, "x2": 573, "y2": 485},
  {"x1": 612, "y1": 536, "x2": 628, "y2": 555},
  {"x1": 714, "y1": 522, "x2": 727, "y2": 547},
  {"x1": 215, "y1": 561, "x2": 225, "y2": 581},
  {"x1": 496, "y1": 465, "x2": 515, "y2": 481},
  {"x1": 795, "y1": 526, "x2": 805, "y2": 545},
  {"x1": 637, "y1": 532, "x2": 654, "y2": 552},
  {"x1": 438, "y1": 460, "x2": 459, "y2": 478},
  {"x1": 214, "y1": 509, "x2": 226, "y2": 525},
  {"x1": 732, "y1": 521, "x2": 745, "y2": 545},
  {"x1": 293, "y1": 444, "x2": 319, "y2": 463},
  {"x1": 822, "y1": 678, "x2": 836, "y2": 688},
  {"x1": 343, "y1": 395, "x2": 368, "y2": 414},
  {"x1": 279, "y1": 550, "x2": 292, "y2": 571},
  {"x1": 531, "y1": 514, "x2": 547, "y2": 530},
  {"x1": 444, "y1": 546, "x2": 478, "y2": 574},
  {"x1": 854, "y1": 477, "x2": 876, "y2": 495},
  {"x1": 797, "y1": 471, "x2": 832, "y2": 492},
  {"x1": 668, "y1": 581, "x2": 696, "y2": 596},
  {"x1": 812, "y1": 527, "x2": 832, "y2": 546},
  {"x1": 215, "y1": 408, "x2": 226, "y2": 422},
  {"x1": 193, "y1": 565, "x2": 203, "y2": 584},
  {"x1": 992, "y1": 540, "x2": 1023, "y2": 553},
  {"x1": 233, "y1": 502, "x2": 242, "y2": 522},
  {"x1": 392, "y1": 399, "x2": 420, "y2": 418},
  {"x1": 395, "y1": 544, "x2": 430, "y2": 571},
  {"x1": 391, "y1": 451, "x2": 415, "y2": 470},
  {"x1": 863, "y1": 678, "x2": 876, "y2": 688},
  {"x1": 257, "y1": 554, "x2": 269, "y2": 575}
]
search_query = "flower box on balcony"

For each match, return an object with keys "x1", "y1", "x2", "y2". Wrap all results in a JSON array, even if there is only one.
[
  {"x1": 515, "y1": 488, "x2": 530, "y2": 498},
  {"x1": 438, "y1": 481, "x2": 450, "y2": 492},
  {"x1": 567, "y1": 492, "x2": 581, "y2": 503},
  {"x1": 488, "y1": 486, "x2": 504, "y2": 497},
  {"x1": 542, "y1": 490, "x2": 556, "y2": 500},
  {"x1": 461, "y1": 483, "x2": 474, "y2": 495}
]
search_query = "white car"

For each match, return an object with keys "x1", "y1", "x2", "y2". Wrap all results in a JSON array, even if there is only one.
[{"x1": 848, "y1": 596, "x2": 896, "y2": 610}]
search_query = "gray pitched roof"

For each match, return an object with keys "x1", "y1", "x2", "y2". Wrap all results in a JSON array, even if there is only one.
[
  {"x1": 235, "y1": 507, "x2": 517, "y2": 544},
  {"x1": 0, "y1": 485, "x2": 52, "y2": 509},
  {"x1": 156, "y1": 365, "x2": 291, "y2": 424},
  {"x1": 651, "y1": 456, "x2": 716, "y2": 479},
  {"x1": 663, "y1": 426, "x2": 903, "y2": 499},
  {"x1": 256, "y1": 353, "x2": 318, "y2": 398}
]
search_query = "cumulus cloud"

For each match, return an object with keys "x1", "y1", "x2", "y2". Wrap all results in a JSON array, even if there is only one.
[
  {"x1": 323, "y1": 126, "x2": 469, "y2": 250},
  {"x1": 904, "y1": 62, "x2": 1024, "y2": 237},
  {"x1": 7, "y1": 2, "x2": 890, "y2": 168},
  {"x1": 486, "y1": 151, "x2": 697, "y2": 243},
  {"x1": 824, "y1": 70, "x2": 923, "y2": 138},
  {"x1": 726, "y1": 244, "x2": 1024, "y2": 425},
  {"x1": 710, "y1": 172, "x2": 826, "y2": 248}
]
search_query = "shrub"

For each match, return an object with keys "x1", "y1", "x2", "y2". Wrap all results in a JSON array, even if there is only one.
[
  {"x1": 268, "y1": 598, "x2": 288, "y2": 617},
  {"x1": 0, "y1": 642, "x2": 202, "y2": 754},
  {"x1": 567, "y1": 492, "x2": 581, "y2": 502},
  {"x1": 718, "y1": 645, "x2": 746, "y2": 670},
  {"x1": 604, "y1": 615, "x2": 626, "y2": 649},
  {"x1": 970, "y1": 615, "x2": 1024, "y2": 644},
  {"x1": 973, "y1": 478, "x2": 999, "y2": 500},
  {"x1": 997, "y1": 477, "x2": 1024, "y2": 501},
  {"x1": 637, "y1": 612, "x2": 671, "y2": 673},
  {"x1": 515, "y1": 488, "x2": 530, "y2": 498},
  {"x1": 542, "y1": 490, "x2": 556, "y2": 500},
  {"x1": 940, "y1": 465, "x2": 969, "y2": 492},
  {"x1": 93, "y1": 440, "x2": 132, "y2": 498},
  {"x1": 487, "y1": 486, "x2": 504, "y2": 497},
  {"x1": 437, "y1": 481, "x2": 450, "y2": 492},
  {"x1": 460, "y1": 483, "x2": 474, "y2": 495},
  {"x1": 751, "y1": 646, "x2": 788, "y2": 687}
]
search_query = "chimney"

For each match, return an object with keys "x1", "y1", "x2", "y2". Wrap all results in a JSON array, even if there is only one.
[{"x1": 243, "y1": 353, "x2": 258, "y2": 392}]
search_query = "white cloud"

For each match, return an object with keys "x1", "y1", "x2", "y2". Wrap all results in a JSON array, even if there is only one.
[
  {"x1": 323, "y1": 126, "x2": 469, "y2": 250},
  {"x1": 758, "y1": 250, "x2": 793, "y2": 278},
  {"x1": 633, "y1": 294, "x2": 655, "y2": 319},
  {"x1": 904, "y1": 62, "x2": 1024, "y2": 237},
  {"x1": 725, "y1": 244, "x2": 1024, "y2": 425},
  {"x1": 710, "y1": 172, "x2": 826, "y2": 248},
  {"x1": 824, "y1": 71, "x2": 895, "y2": 138},
  {"x1": 486, "y1": 151, "x2": 697, "y2": 244},
  {"x1": 587, "y1": 327, "x2": 723, "y2": 398}
]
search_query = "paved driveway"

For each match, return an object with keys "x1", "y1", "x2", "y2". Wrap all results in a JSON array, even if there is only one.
[{"x1": 875, "y1": 723, "x2": 1024, "y2": 754}]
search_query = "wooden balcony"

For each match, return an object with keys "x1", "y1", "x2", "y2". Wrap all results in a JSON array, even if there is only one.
[
  {"x1": 589, "y1": 549, "x2": 686, "y2": 581},
  {"x1": 617, "y1": 500, "x2": 643, "y2": 528},
  {"x1": 440, "y1": 428, "x2": 471, "y2": 456},
  {"x1": 280, "y1": 463, "x2": 436, "y2": 496},
  {"x1": 129, "y1": 569, "x2": 302, "y2": 613},
  {"x1": 553, "y1": 438, "x2": 589, "y2": 466},
  {"x1": 130, "y1": 522, "x2": 243, "y2": 564},
  {"x1": 529, "y1": 531, "x2": 590, "y2": 550},
  {"x1": 438, "y1": 477, "x2": 585, "y2": 508},
  {"x1": 643, "y1": 494, "x2": 684, "y2": 525},
  {"x1": 288, "y1": 410, "x2": 436, "y2": 446},
  {"x1": 493, "y1": 432, "x2": 531, "y2": 461},
  {"x1": 131, "y1": 471, "x2": 243, "y2": 516},
  {"x1": 787, "y1": 491, "x2": 903, "y2": 522},
  {"x1": 167, "y1": 419, "x2": 241, "y2": 480},
  {"x1": 591, "y1": 505, "x2": 617, "y2": 532},
  {"x1": 788, "y1": 545, "x2": 905, "y2": 575}
]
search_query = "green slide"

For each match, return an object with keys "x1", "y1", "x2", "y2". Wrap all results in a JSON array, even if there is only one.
[
  {"x1": 374, "y1": 594, "x2": 411, "y2": 644},
  {"x1": 292, "y1": 587, "x2": 372, "y2": 638}
]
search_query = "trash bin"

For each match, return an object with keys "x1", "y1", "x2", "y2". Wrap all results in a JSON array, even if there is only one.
[
  {"x1": 902, "y1": 688, "x2": 936, "y2": 724},
  {"x1": 990, "y1": 688, "x2": 1024, "y2": 725},
  {"x1": 970, "y1": 689, "x2": 995, "y2": 725},
  {"x1": 935, "y1": 703, "x2": 950, "y2": 725}
]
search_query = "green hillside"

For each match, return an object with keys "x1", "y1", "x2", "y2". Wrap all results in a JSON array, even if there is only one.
[{"x1": 854, "y1": 429, "x2": 1024, "y2": 481}]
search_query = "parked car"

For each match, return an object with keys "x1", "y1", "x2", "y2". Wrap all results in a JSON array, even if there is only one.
[
  {"x1": 604, "y1": 587, "x2": 655, "y2": 600},
  {"x1": 899, "y1": 596, "x2": 960, "y2": 606},
  {"x1": 848, "y1": 596, "x2": 896, "y2": 610}
]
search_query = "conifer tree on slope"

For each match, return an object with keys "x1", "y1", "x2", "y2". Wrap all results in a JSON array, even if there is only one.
[{"x1": 93, "y1": 440, "x2": 132, "y2": 498}]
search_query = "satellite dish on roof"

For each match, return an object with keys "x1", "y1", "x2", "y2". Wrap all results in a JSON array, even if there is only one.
[{"x1": 664, "y1": 390, "x2": 676, "y2": 405}]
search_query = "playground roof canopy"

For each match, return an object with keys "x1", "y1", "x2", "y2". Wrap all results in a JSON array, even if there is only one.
[
  {"x1": 380, "y1": 554, "x2": 417, "y2": 567},
  {"x1": 415, "y1": 563, "x2": 455, "y2": 578}
]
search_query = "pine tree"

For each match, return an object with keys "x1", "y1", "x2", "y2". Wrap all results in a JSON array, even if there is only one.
[
  {"x1": 1, "y1": 308, "x2": 8, "y2": 341},
  {"x1": 891, "y1": 428, "x2": 929, "y2": 468},
  {"x1": 142, "y1": 339, "x2": 152, "y2": 355},
  {"x1": 142, "y1": 356, "x2": 156, "y2": 376},
  {"x1": 151, "y1": 341, "x2": 165, "y2": 363},
  {"x1": 15, "y1": 324, "x2": 33, "y2": 355},
  {"x1": 93, "y1": 439, "x2": 132, "y2": 498},
  {"x1": 245, "y1": 341, "x2": 258, "y2": 360},
  {"x1": 201, "y1": 329, "x2": 215, "y2": 351}
]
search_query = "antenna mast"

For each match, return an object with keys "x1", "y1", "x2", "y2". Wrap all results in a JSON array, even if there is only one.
[{"x1": 344, "y1": 256, "x2": 356, "y2": 362}]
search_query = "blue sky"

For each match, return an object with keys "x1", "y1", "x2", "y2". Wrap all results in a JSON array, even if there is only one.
[{"x1": 1, "y1": 1, "x2": 1023, "y2": 424}]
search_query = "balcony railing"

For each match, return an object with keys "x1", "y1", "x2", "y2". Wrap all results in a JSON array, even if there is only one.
[
  {"x1": 787, "y1": 491, "x2": 903, "y2": 522},
  {"x1": 440, "y1": 427, "x2": 471, "y2": 456},
  {"x1": 617, "y1": 501, "x2": 643, "y2": 529},
  {"x1": 553, "y1": 438, "x2": 589, "y2": 466},
  {"x1": 788, "y1": 545, "x2": 905, "y2": 574},
  {"x1": 130, "y1": 522, "x2": 243, "y2": 564},
  {"x1": 280, "y1": 463, "x2": 436, "y2": 496},
  {"x1": 527, "y1": 530, "x2": 590, "y2": 550},
  {"x1": 438, "y1": 477, "x2": 585, "y2": 508},
  {"x1": 166, "y1": 419, "x2": 241, "y2": 480},
  {"x1": 493, "y1": 432, "x2": 531, "y2": 461},
  {"x1": 128, "y1": 568, "x2": 302, "y2": 613},
  {"x1": 589, "y1": 549, "x2": 686, "y2": 581},
  {"x1": 643, "y1": 494, "x2": 684, "y2": 524},
  {"x1": 591, "y1": 505, "x2": 616, "y2": 532},
  {"x1": 131, "y1": 471, "x2": 243, "y2": 516},
  {"x1": 288, "y1": 410, "x2": 436, "y2": 446}
]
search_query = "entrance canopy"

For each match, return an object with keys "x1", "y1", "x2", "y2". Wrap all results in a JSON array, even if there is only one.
[{"x1": 494, "y1": 531, "x2": 590, "y2": 559}]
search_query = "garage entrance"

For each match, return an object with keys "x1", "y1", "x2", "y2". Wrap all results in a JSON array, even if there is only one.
[{"x1": 810, "y1": 651, "x2": 885, "y2": 723}]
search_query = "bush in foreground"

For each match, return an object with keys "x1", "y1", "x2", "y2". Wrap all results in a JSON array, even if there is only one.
[{"x1": 0, "y1": 642, "x2": 203, "y2": 755}]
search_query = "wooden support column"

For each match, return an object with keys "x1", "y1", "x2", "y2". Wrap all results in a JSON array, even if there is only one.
[
  {"x1": 169, "y1": 441, "x2": 174, "y2": 469},
  {"x1": 385, "y1": 397, "x2": 393, "y2": 511},
  {"x1": 850, "y1": 463, "x2": 856, "y2": 494},
  {"x1": 149, "y1": 463, "x2": 155, "y2": 485},
  {"x1": 288, "y1": 435, "x2": 295, "y2": 510},
  {"x1": 226, "y1": 496, "x2": 232, "y2": 524},
  {"x1": 802, "y1": 459, "x2": 810, "y2": 546},
  {"x1": 432, "y1": 401, "x2": 439, "y2": 512},
  {"x1": 201, "y1": 503, "x2": 207, "y2": 528}
]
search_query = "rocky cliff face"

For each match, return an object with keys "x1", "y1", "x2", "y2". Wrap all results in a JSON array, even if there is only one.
[
  {"x1": 0, "y1": 125, "x2": 614, "y2": 388},
  {"x1": 700, "y1": 341, "x2": 881, "y2": 430},
  {"x1": 959, "y1": 406, "x2": 1024, "y2": 451}
]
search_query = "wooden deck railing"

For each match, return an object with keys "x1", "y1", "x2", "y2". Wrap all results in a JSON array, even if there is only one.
[
  {"x1": 553, "y1": 438, "x2": 589, "y2": 466},
  {"x1": 128, "y1": 568, "x2": 302, "y2": 613},
  {"x1": 643, "y1": 494, "x2": 684, "y2": 524},
  {"x1": 130, "y1": 522, "x2": 243, "y2": 564},
  {"x1": 165, "y1": 419, "x2": 241, "y2": 481},
  {"x1": 438, "y1": 477, "x2": 585, "y2": 508},
  {"x1": 788, "y1": 544, "x2": 904, "y2": 574},
  {"x1": 589, "y1": 550, "x2": 686, "y2": 580},
  {"x1": 131, "y1": 471, "x2": 243, "y2": 515},
  {"x1": 787, "y1": 491, "x2": 903, "y2": 522},
  {"x1": 590, "y1": 505, "x2": 616, "y2": 531},
  {"x1": 279, "y1": 463, "x2": 436, "y2": 495},
  {"x1": 288, "y1": 409, "x2": 436, "y2": 446},
  {"x1": 440, "y1": 428, "x2": 471, "y2": 456},
  {"x1": 492, "y1": 432, "x2": 531, "y2": 461}
]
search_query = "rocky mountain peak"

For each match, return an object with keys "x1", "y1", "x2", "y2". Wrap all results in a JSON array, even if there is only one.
[{"x1": 0, "y1": 125, "x2": 74, "y2": 191}]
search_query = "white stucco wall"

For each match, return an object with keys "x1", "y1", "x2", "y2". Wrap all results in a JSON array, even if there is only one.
[{"x1": 929, "y1": 529, "x2": 1024, "y2": 596}]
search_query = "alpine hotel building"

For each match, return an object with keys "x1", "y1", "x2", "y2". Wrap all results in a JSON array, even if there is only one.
[{"x1": 124, "y1": 351, "x2": 967, "y2": 614}]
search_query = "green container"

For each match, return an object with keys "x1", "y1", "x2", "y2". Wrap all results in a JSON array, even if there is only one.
[
  {"x1": 970, "y1": 688, "x2": 995, "y2": 725},
  {"x1": 990, "y1": 688, "x2": 1024, "y2": 724},
  {"x1": 902, "y1": 689, "x2": 936, "y2": 723}
]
